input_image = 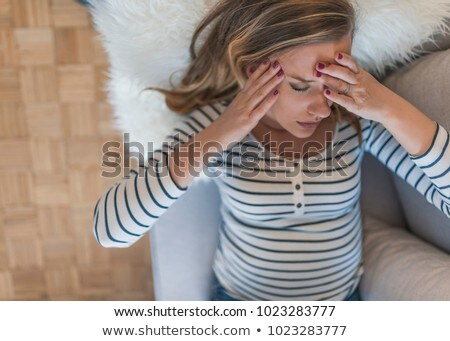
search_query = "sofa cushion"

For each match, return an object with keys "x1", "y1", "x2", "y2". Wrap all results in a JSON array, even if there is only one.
[
  {"x1": 360, "y1": 153, "x2": 406, "y2": 229},
  {"x1": 381, "y1": 48, "x2": 450, "y2": 253},
  {"x1": 360, "y1": 213, "x2": 450, "y2": 300}
]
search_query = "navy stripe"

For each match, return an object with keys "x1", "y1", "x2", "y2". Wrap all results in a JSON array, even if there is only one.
[
  {"x1": 224, "y1": 172, "x2": 291, "y2": 184},
  {"x1": 160, "y1": 150, "x2": 188, "y2": 191},
  {"x1": 305, "y1": 196, "x2": 357, "y2": 207},
  {"x1": 225, "y1": 219, "x2": 359, "y2": 256},
  {"x1": 189, "y1": 115, "x2": 206, "y2": 130},
  {"x1": 222, "y1": 249, "x2": 360, "y2": 297},
  {"x1": 228, "y1": 251, "x2": 360, "y2": 282},
  {"x1": 222, "y1": 181, "x2": 293, "y2": 196},
  {"x1": 134, "y1": 172, "x2": 163, "y2": 215},
  {"x1": 123, "y1": 185, "x2": 150, "y2": 228},
  {"x1": 184, "y1": 121, "x2": 200, "y2": 134},
  {"x1": 113, "y1": 184, "x2": 141, "y2": 237},
  {"x1": 242, "y1": 212, "x2": 359, "y2": 243},
  {"x1": 93, "y1": 205, "x2": 102, "y2": 246},
  {"x1": 375, "y1": 135, "x2": 394, "y2": 158},
  {"x1": 384, "y1": 144, "x2": 402, "y2": 167},
  {"x1": 227, "y1": 201, "x2": 295, "y2": 217},
  {"x1": 103, "y1": 188, "x2": 127, "y2": 244},
  {"x1": 404, "y1": 164, "x2": 416, "y2": 182},
  {"x1": 154, "y1": 159, "x2": 176, "y2": 200},
  {"x1": 410, "y1": 121, "x2": 439, "y2": 160},
  {"x1": 304, "y1": 181, "x2": 359, "y2": 196},
  {"x1": 226, "y1": 204, "x2": 356, "y2": 231},
  {"x1": 227, "y1": 253, "x2": 358, "y2": 290},
  {"x1": 394, "y1": 153, "x2": 409, "y2": 174},
  {"x1": 221, "y1": 221, "x2": 360, "y2": 263},
  {"x1": 227, "y1": 238, "x2": 360, "y2": 275},
  {"x1": 226, "y1": 194, "x2": 293, "y2": 207},
  {"x1": 430, "y1": 165, "x2": 450, "y2": 180},
  {"x1": 196, "y1": 108, "x2": 215, "y2": 123},
  {"x1": 208, "y1": 103, "x2": 223, "y2": 117},
  {"x1": 420, "y1": 131, "x2": 449, "y2": 169},
  {"x1": 303, "y1": 168, "x2": 359, "y2": 185},
  {"x1": 414, "y1": 173, "x2": 426, "y2": 189},
  {"x1": 142, "y1": 165, "x2": 168, "y2": 211}
]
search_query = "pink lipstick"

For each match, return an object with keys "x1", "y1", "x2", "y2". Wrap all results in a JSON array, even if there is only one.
[{"x1": 297, "y1": 121, "x2": 320, "y2": 129}]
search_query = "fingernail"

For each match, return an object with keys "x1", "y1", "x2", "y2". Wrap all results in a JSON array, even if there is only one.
[
  {"x1": 263, "y1": 59, "x2": 270, "y2": 65},
  {"x1": 338, "y1": 53, "x2": 343, "y2": 60},
  {"x1": 318, "y1": 63, "x2": 325, "y2": 70},
  {"x1": 315, "y1": 71, "x2": 322, "y2": 77},
  {"x1": 325, "y1": 89, "x2": 331, "y2": 95},
  {"x1": 249, "y1": 66, "x2": 256, "y2": 74},
  {"x1": 273, "y1": 61, "x2": 280, "y2": 69}
]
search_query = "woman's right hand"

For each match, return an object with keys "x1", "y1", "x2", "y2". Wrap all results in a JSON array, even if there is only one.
[{"x1": 214, "y1": 59, "x2": 284, "y2": 144}]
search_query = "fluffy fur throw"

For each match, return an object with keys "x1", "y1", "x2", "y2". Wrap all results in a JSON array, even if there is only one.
[{"x1": 89, "y1": 0, "x2": 450, "y2": 166}]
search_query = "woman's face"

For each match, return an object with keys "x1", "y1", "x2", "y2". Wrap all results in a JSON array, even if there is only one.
[{"x1": 246, "y1": 34, "x2": 353, "y2": 139}]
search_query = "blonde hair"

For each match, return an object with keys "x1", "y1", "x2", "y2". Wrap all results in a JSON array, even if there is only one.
[{"x1": 147, "y1": 0, "x2": 362, "y2": 145}]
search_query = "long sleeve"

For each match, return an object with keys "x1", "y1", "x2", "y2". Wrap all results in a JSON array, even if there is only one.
[
  {"x1": 363, "y1": 119, "x2": 450, "y2": 218},
  {"x1": 92, "y1": 103, "x2": 222, "y2": 248}
]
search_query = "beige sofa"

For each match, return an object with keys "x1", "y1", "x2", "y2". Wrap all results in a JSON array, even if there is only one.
[{"x1": 359, "y1": 37, "x2": 450, "y2": 300}]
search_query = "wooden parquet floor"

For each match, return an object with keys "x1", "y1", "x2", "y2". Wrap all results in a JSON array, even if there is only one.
[{"x1": 0, "y1": 0, "x2": 154, "y2": 300}]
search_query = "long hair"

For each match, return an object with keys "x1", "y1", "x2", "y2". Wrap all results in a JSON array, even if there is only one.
[{"x1": 147, "y1": 0, "x2": 362, "y2": 145}]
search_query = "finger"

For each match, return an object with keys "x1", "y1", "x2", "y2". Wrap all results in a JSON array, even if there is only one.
[
  {"x1": 335, "y1": 52, "x2": 360, "y2": 74},
  {"x1": 316, "y1": 62, "x2": 358, "y2": 85},
  {"x1": 244, "y1": 59, "x2": 271, "y2": 90},
  {"x1": 250, "y1": 86, "x2": 280, "y2": 121},
  {"x1": 247, "y1": 60, "x2": 283, "y2": 96},
  {"x1": 314, "y1": 70, "x2": 350, "y2": 95},
  {"x1": 248, "y1": 66, "x2": 284, "y2": 110},
  {"x1": 323, "y1": 88, "x2": 356, "y2": 112}
]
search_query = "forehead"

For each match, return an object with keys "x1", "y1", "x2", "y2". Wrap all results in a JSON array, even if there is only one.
[{"x1": 275, "y1": 36, "x2": 352, "y2": 78}]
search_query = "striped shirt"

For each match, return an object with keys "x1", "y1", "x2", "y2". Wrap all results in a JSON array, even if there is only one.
[{"x1": 93, "y1": 101, "x2": 450, "y2": 301}]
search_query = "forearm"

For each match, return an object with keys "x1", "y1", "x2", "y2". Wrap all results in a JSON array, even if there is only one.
[
  {"x1": 167, "y1": 120, "x2": 228, "y2": 189},
  {"x1": 379, "y1": 94, "x2": 438, "y2": 157}
]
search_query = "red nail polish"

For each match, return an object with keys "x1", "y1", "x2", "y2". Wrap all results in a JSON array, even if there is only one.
[
  {"x1": 325, "y1": 89, "x2": 331, "y2": 95},
  {"x1": 249, "y1": 66, "x2": 256, "y2": 74},
  {"x1": 316, "y1": 71, "x2": 322, "y2": 77},
  {"x1": 318, "y1": 63, "x2": 325, "y2": 70},
  {"x1": 338, "y1": 53, "x2": 343, "y2": 60}
]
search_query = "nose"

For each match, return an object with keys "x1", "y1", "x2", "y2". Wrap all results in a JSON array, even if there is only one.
[{"x1": 306, "y1": 90, "x2": 332, "y2": 119}]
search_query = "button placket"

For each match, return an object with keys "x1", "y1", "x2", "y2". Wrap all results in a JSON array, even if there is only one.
[{"x1": 292, "y1": 166, "x2": 304, "y2": 214}]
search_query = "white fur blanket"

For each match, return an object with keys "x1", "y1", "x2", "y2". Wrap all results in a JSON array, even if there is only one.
[{"x1": 89, "y1": 0, "x2": 450, "y2": 163}]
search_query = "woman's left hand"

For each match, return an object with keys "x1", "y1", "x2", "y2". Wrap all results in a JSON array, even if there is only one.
[{"x1": 314, "y1": 52, "x2": 401, "y2": 123}]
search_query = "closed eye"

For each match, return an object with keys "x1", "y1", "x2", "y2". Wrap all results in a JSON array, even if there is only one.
[{"x1": 291, "y1": 86, "x2": 309, "y2": 93}]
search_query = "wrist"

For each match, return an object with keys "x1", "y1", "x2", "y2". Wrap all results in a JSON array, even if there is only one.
[{"x1": 378, "y1": 91, "x2": 415, "y2": 127}]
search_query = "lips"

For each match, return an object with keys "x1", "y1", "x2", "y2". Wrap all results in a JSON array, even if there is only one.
[
  {"x1": 297, "y1": 121, "x2": 319, "y2": 124},
  {"x1": 297, "y1": 121, "x2": 320, "y2": 128}
]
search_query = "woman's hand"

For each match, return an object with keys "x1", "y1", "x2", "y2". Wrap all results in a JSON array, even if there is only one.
[
  {"x1": 314, "y1": 52, "x2": 403, "y2": 123},
  {"x1": 213, "y1": 58, "x2": 284, "y2": 146}
]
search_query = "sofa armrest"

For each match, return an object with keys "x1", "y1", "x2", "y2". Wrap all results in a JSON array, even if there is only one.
[
  {"x1": 360, "y1": 214, "x2": 450, "y2": 300},
  {"x1": 150, "y1": 178, "x2": 221, "y2": 300}
]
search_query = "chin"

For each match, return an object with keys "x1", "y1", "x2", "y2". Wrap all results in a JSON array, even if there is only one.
[{"x1": 290, "y1": 128, "x2": 316, "y2": 139}]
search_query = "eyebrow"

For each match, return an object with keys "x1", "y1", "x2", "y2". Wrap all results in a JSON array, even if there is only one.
[{"x1": 287, "y1": 75, "x2": 315, "y2": 83}]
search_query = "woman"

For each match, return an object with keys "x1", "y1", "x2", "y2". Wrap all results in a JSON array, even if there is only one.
[{"x1": 92, "y1": 0, "x2": 450, "y2": 301}]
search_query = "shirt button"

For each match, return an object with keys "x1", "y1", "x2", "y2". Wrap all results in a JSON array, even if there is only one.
[
  {"x1": 296, "y1": 203, "x2": 302, "y2": 208},
  {"x1": 295, "y1": 184, "x2": 301, "y2": 190}
]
